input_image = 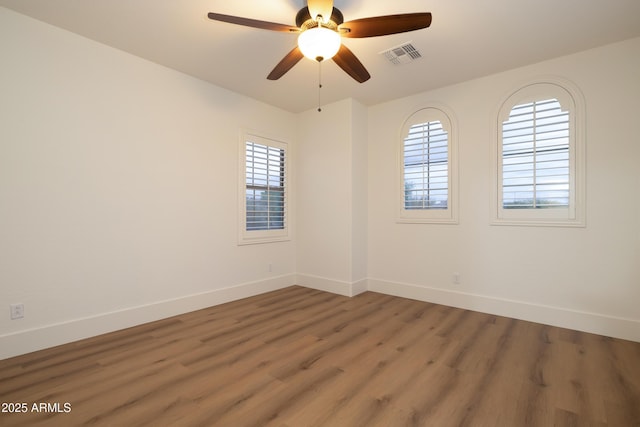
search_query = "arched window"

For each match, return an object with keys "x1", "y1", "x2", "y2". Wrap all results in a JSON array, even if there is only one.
[
  {"x1": 398, "y1": 106, "x2": 458, "y2": 224},
  {"x1": 493, "y1": 79, "x2": 585, "y2": 226}
]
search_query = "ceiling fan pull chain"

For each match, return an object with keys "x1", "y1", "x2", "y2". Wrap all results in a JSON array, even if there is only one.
[{"x1": 317, "y1": 60, "x2": 323, "y2": 112}]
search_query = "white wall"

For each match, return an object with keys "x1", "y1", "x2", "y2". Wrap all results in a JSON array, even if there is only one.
[
  {"x1": 0, "y1": 8, "x2": 297, "y2": 359},
  {"x1": 349, "y1": 100, "x2": 368, "y2": 285},
  {"x1": 368, "y1": 37, "x2": 640, "y2": 341},
  {"x1": 296, "y1": 98, "x2": 368, "y2": 295}
]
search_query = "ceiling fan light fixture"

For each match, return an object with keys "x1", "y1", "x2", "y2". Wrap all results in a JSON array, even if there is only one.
[{"x1": 297, "y1": 26, "x2": 341, "y2": 62}]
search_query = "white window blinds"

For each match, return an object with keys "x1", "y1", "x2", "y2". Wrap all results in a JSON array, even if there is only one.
[
  {"x1": 502, "y1": 98, "x2": 570, "y2": 209},
  {"x1": 245, "y1": 141, "x2": 286, "y2": 231},
  {"x1": 403, "y1": 120, "x2": 449, "y2": 210}
]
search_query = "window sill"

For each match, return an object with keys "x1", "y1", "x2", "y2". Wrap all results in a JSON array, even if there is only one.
[
  {"x1": 397, "y1": 216, "x2": 459, "y2": 225},
  {"x1": 238, "y1": 235, "x2": 290, "y2": 246},
  {"x1": 490, "y1": 218, "x2": 585, "y2": 228}
]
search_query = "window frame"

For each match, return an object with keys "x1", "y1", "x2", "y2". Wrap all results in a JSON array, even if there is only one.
[
  {"x1": 238, "y1": 130, "x2": 290, "y2": 245},
  {"x1": 492, "y1": 78, "x2": 586, "y2": 227},
  {"x1": 397, "y1": 105, "x2": 459, "y2": 224}
]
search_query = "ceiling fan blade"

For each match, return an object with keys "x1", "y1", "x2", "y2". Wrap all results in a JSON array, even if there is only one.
[
  {"x1": 267, "y1": 47, "x2": 305, "y2": 80},
  {"x1": 332, "y1": 44, "x2": 370, "y2": 83},
  {"x1": 208, "y1": 12, "x2": 299, "y2": 33},
  {"x1": 307, "y1": 0, "x2": 334, "y2": 23},
  {"x1": 340, "y1": 13, "x2": 432, "y2": 38}
]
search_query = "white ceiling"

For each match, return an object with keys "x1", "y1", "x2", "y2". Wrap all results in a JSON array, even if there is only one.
[{"x1": 2, "y1": 0, "x2": 640, "y2": 112}]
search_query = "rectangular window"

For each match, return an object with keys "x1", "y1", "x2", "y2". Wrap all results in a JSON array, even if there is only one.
[
  {"x1": 403, "y1": 121, "x2": 449, "y2": 210},
  {"x1": 239, "y1": 133, "x2": 288, "y2": 244}
]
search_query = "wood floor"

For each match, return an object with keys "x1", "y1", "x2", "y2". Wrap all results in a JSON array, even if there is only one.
[{"x1": 1, "y1": 286, "x2": 639, "y2": 427}]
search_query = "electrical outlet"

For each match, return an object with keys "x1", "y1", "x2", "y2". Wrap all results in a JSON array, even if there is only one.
[
  {"x1": 10, "y1": 303, "x2": 24, "y2": 320},
  {"x1": 452, "y1": 273, "x2": 460, "y2": 285}
]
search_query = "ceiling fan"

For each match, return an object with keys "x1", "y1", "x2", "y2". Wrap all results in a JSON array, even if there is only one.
[{"x1": 208, "y1": 0, "x2": 432, "y2": 83}]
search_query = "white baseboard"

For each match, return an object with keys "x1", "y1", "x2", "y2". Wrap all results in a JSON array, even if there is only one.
[
  {"x1": 0, "y1": 274, "x2": 296, "y2": 360},
  {"x1": 368, "y1": 278, "x2": 640, "y2": 343},
  {"x1": 296, "y1": 274, "x2": 368, "y2": 297},
  {"x1": 4, "y1": 274, "x2": 637, "y2": 360},
  {"x1": 351, "y1": 278, "x2": 369, "y2": 296}
]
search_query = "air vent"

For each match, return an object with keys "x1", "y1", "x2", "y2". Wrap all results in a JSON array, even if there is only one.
[{"x1": 380, "y1": 42, "x2": 422, "y2": 65}]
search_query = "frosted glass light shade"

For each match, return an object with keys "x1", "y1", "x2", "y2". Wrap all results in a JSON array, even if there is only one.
[{"x1": 297, "y1": 27, "x2": 341, "y2": 62}]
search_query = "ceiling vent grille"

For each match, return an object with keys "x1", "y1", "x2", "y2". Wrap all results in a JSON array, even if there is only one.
[{"x1": 380, "y1": 42, "x2": 422, "y2": 65}]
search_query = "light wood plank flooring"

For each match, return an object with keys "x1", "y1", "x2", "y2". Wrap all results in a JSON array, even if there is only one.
[{"x1": 1, "y1": 286, "x2": 639, "y2": 426}]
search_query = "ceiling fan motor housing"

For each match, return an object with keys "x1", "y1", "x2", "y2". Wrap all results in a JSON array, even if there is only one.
[{"x1": 296, "y1": 6, "x2": 344, "y2": 29}]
